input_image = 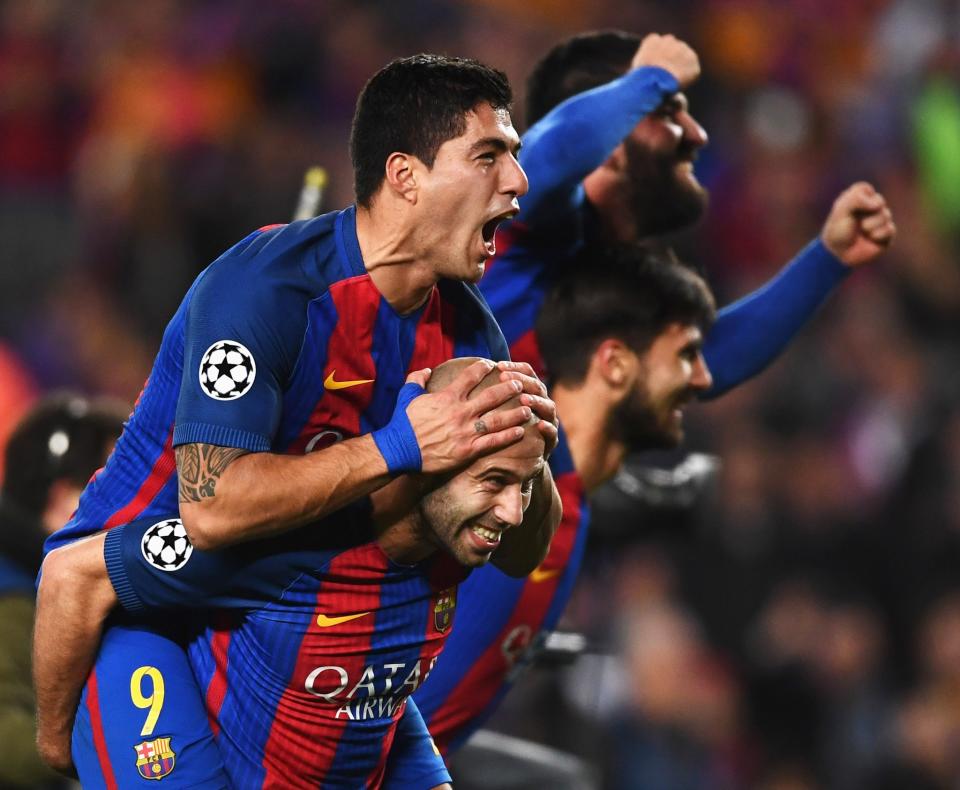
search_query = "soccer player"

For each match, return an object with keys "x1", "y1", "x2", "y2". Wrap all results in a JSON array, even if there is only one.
[
  {"x1": 34, "y1": 54, "x2": 561, "y2": 786},
  {"x1": 37, "y1": 359, "x2": 554, "y2": 788},
  {"x1": 411, "y1": 31, "x2": 897, "y2": 757}
]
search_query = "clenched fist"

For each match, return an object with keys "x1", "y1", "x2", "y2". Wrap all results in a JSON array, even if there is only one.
[
  {"x1": 821, "y1": 182, "x2": 897, "y2": 268},
  {"x1": 631, "y1": 33, "x2": 700, "y2": 90}
]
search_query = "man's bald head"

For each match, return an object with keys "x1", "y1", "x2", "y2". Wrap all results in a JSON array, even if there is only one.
[
  {"x1": 416, "y1": 357, "x2": 547, "y2": 568},
  {"x1": 427, "y1": 358, "x2": 537, "y2": 426}
]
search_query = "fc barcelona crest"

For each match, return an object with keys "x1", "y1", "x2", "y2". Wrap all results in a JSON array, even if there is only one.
[
  {"x1": 134, "y1": 736, "x2": 176, "y2": 780},
  {"x1": 434, "y1": 587, "x2": 457, "y2": 633}
]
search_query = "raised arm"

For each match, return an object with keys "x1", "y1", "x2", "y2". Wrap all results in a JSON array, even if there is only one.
[
  {"x1": 702, "y1": 182, "x2": 896, "y2": 398},
  {"x1": 519, "y1": 34, "x2": 697, "y2": 229}
]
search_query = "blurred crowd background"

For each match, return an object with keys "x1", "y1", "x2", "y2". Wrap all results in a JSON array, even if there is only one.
[{"x1": 3, "y1": 0, "x2": 960, "y2": 787}]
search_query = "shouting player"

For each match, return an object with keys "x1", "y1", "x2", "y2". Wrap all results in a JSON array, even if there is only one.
[
  {"x1": 411, "y1": 31, "x2": 897, "y2": 758},
  {"x1": 34, "y1": 54, "x2": 561, "y2": 786},
  {"x1": 37, "y1": 359, "x2": 555, "y2": 787}
]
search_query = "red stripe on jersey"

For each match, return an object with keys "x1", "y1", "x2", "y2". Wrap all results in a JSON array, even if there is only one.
[
  {"x1": 429, "y1": 471, "x2": 583, "y2": 752},
  {"x1": 260, "y1": 545, "x2": 388, "y2": 785},
  {"x1": 204, "y1": 613, "x2": 234, "y2": 737},
  {"x1": 366, "y1": 552, "x2": 465, "y2": 787},
  {"x1": 286, "y1": 276, "x2": 380, "y2": 453},
  {"x1": 85, "y1": 668, "x2": 120, "y2": 790},
  {"x1": 258, "y1": 224, "x2": 286, "y2": 232},
  {"x1": 509, "y1": 329, "x2": 546, "y2": 381},
  {"x1": 406, "y1": 288, "x2": 456, "y2": 373},
  {"x1": 365, "y1": 725, "x2": 397, "y2": 789},
  {"x1": 103, "y1": 426, "x2": 176, "y2": 530}
]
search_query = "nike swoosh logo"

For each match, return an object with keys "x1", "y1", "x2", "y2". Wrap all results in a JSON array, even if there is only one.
[
  {"x1": 316, "y1": 612, "x2": 372, "y2": 628},
  {"x1": 324, "y1": 370, "x2": 374, "y2": 390},
  {"x1": 529, "y1": 567, "x2": 560, "y2": 583}
]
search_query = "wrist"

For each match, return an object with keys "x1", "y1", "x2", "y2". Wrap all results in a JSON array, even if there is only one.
[
  {"x1": 810, "y1": 237, "x2": 851, "y2": 277},
  {"x1": 372, "y1": 382, "x2": 424, "y2": 475}
]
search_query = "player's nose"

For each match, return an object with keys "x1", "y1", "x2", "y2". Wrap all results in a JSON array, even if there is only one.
[
  {"x1": 681, "y1": 111, "x2": 708, "y2": 148},
  {"x1": 494, "y1": 484, "x2": 525, "y2": 528},
  {"x1": 691, "y1": 353, "x2": 712, "y2": 391},
  {"x1": 502, "y1": 155, "x2": 529, "y2": 199}
]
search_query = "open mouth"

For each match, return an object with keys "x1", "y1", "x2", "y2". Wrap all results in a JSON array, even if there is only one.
[
  {"x1": 468, "y1": 524, "x2": 503, "y2": 550},
  {"x1": 480, "y1": 210, "x2": 517, "y2": 256}
]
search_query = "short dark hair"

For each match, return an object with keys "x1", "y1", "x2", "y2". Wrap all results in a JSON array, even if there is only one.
[
  {"x1": 2, "y1": 393, "x2": 126, "y2": 514},
  {"x1": 350, "y1": 54, "x2": 513, "y2": 207},
  {"x1": 536, "y1": 244, "x2": 716, "y2": 385},
  {"x1": 525, "y1": 30, "x2": 640, "y2": 128}
]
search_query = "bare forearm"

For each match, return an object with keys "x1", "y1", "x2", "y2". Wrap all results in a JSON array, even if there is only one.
[
  {"x1": 178, "y1": 434, "x2": 392, "y2": 549},
  {"x1": 34, "y1": 534, "x2": 115, "y2": 774},
  {"x1": 493, "y1": 465, "x2": 562, "y2": 577}
]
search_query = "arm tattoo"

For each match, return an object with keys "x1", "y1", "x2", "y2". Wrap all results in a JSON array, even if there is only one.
[{"x1": 176, "y1": 444, "x2": 248, "y2": 503}]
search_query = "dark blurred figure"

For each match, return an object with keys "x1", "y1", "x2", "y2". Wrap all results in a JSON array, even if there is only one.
[{"x1": 0, "y1": 393, "x2": 125, "y2": 788}]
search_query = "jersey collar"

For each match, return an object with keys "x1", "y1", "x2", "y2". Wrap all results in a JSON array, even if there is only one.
[{"x1": 334, "y1": 205, "x2": 367, "y2": 280}]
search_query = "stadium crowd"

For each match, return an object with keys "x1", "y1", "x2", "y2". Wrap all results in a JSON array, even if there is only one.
[{"x1": 2, "y1": 0, "x2": 960, "y2": 787}]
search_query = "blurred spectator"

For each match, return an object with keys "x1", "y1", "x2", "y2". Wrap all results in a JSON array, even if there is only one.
[{"x1": 0, "y1": 392, "x2": 125, "y2": 788}]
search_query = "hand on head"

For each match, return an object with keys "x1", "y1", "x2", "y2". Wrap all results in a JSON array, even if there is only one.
[
  {"x1": 403, "y1": 358, "x2": 555, "y2": 475},
  {"x1": 631, "y1": 33, "x2": 700, "y2": 90}
]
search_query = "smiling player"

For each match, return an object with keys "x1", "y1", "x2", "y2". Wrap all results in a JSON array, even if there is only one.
[
  {"x1": 412, "y1": 31, "x2": 896, "y2": 762},
  {"x1": 37, "y1": 359, "x2": 550, "y2": 788},
  {"x1": 34, "y1": 54, "x2": 561, "y2": 787}
]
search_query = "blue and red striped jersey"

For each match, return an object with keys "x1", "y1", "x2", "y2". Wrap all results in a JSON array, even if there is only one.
[
  {"x1": 413, "y1": 427, "x2": 588, "y2": 752},
  {"x1": 413, "y1": 196, "x2": 594, "y2": 753},
  {"x1": 415, "y1": 59, "x2": 851, "y2": 753},
  {"x1": 46, "y1": 204, "x2": 509, "y2": 783},
  {"x1": 105, "y1": 511, "x2": 466, "y2": 787},
  {"x1": 46, "y1": 205, "x2": 508, "y2": 554}
]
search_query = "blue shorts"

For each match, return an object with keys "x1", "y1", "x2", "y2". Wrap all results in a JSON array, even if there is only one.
[{"x1": 73, "y1": 621, "x2": 229, "y2": 789}]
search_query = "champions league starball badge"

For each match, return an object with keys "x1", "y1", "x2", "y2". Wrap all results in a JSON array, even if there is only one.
[
  {"x1": 141, "y1": 519, "x2": 193, "y2": 572},
  {"x1": 198, "y1": 340, "x2": 256, "y2": 400}
]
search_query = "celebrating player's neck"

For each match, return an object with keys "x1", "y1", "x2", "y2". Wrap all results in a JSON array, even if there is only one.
[{"x1": 355, "y1": 200, "x2": 438, "y2": 315}]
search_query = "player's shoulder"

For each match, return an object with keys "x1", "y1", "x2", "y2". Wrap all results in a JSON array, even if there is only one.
[{"x1": 199, "y1": 210, "x2": 345, "y2": 298}]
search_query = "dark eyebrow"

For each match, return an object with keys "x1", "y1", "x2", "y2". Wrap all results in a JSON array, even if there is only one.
[
  {"x1": 469, "y1": 137, "x2": 522, "y2": 157},
  {"x1": 481, "y1": 459, "x2": 544, "y2": 482}
]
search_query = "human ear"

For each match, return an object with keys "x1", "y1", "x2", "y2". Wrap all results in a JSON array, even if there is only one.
[
  {"x1": 384, "y1": 152, "x2": 419, "y2": 203},
  {"x1": 593, "y1": 338, "x2": 636, "y2": 392}
]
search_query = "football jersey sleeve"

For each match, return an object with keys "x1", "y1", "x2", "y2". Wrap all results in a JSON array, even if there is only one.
[
  {"x1": 102, "y1": 507, "x2": 370, "y2": 613},
  {"x1": 702, "y1": 239, "x2": 849, "y2": 398},
  {"x1": 104, "y1": 516, "x2": 278, "y2": 612},
  {"x1": 519, "y1": 66, "x2": 679, "y2": 230},
  {"x1": 174, "y1": 229, "x2": 311, "y2": 452}
]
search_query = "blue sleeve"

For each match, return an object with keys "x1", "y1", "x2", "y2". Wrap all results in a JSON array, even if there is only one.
[
  {"x1": 702, "y1": 239, "x2": 849, "y2": 399},
  {"x1": 103, "y1": 517, "x2": 271, "y2": 613},
  {"x1": 102, "y1": 506, "x2": 371, "y2": 614},
  {"x1": 519, "y1": 66, "x2": 679, "y2": 229},
  {"x1": 174, "y1": 230, "x2": 310, "y2": 452},
  {"x1": 382, "y1": 697, "x2": 451, "y2": 790}
]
